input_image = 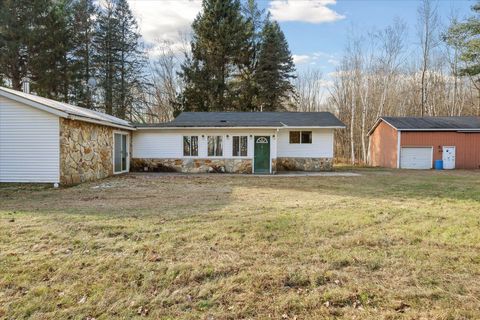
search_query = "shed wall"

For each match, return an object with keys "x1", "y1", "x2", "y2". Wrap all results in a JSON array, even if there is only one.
[
  {"x1": 368, "y1": 121, "x2": 398, "y2": 168},
  {"x1": 401, "y1": 131, "x2": 480, "y2": 169}
]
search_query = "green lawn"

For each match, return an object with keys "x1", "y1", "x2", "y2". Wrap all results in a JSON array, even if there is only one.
[{"x1": 1, "y1": 170, "x2": 479, "y2": 319}]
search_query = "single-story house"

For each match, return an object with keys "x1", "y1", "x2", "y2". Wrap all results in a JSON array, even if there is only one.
[
  {"x1": 0, "y1": 86, "x2": 345, "y2": 185},
  {"x1": 132, "y1": 112, "x2": 345, "y2": 174},
  {"x1": 0, "y1": 86, "x2": 135, "y2": 185},
  {"x1": 368, "y1": 116, "x2": 480, "y2": 169}
]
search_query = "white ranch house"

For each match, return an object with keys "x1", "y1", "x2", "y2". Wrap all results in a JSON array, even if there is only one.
[
  {"x1": 132, "y1": 112, "x2": 345, "y2": 174},
  {"x1": 0, "y1": 86, "x2": 345, "y2": 185}
]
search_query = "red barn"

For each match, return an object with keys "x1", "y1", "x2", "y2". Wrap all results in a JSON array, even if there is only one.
[{"x1": 368, "y1": 117, "x2": 480, "y2": 169}]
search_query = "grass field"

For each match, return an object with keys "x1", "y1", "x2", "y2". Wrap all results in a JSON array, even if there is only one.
[{"x1": 1, "y1": 169, "x2": 480, "y2": 319}]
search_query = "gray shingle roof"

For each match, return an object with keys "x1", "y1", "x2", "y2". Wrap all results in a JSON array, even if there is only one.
[
  {"x1": 0, "y1": 86, "x2": 133, "y2": 129},
  {"x1": 382, "y1": 116, "x2": 480, "y2": 130},
  {"x1": 136, "y1": 112, "x2": 345, "y2": 128}
]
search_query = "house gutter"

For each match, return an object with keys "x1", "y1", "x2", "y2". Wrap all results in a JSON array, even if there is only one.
[{"x1": 135, "y1": 126, "x2": 346, "y2": 130}]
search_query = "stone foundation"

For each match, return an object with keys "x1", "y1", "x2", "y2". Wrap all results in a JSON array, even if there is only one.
[
  {"x1": 132, "y1": 158, "x2": 253, "y2": 174},
  {"x1": 60, "y1": 119, "x2": 128, "y2": 185},
  {"x1": 276, "y1": 157, "x2": 333, "y2": 171}
]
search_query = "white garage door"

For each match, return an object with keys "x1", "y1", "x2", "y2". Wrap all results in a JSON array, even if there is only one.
[
  {"x1": 400, "y1": 147, "x2": 433, "y2": 169},
  {"x1": 0, "y1": 97, "x2": 60, "y2": 183}
]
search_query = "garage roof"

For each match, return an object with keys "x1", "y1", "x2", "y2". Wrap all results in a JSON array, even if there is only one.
[
  {"x1": 0, "y1": 86, "x2": 134, "y2": 130},
  {"x1": 136, "y1": 112, "x2": 346, "y2": 128},
  {"x1": 369, "y1": 116, "x2": 480, "y2": 135}
]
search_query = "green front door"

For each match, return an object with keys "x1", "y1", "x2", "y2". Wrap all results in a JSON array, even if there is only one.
[{"x1": 254, "y1": 136, "x2": 270, "y2": 173}]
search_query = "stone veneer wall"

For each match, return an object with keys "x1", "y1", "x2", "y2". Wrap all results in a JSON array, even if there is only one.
[
  {"x1": 276, "y1": 157, "x2": 333, "y2": 171},
  {"x1": 60, "y1": 118, "x2": 118, "y2": 185},
  {"x1": 132, "y1": 158, "x2": 253, "y2": 174}
]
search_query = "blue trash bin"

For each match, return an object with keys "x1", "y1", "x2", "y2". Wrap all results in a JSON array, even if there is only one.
[{"x1": 434, "y1": 160, "x2": 443, "y2": 170}]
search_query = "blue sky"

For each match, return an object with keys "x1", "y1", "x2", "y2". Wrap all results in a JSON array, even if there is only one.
[{"x1": 128, "y1": 0, "x2": 475, "y2": 76}]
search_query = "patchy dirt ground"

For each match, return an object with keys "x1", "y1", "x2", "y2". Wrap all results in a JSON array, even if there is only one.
[{"x1": 1, "y1": 169, "x2": 479, "y2": 319}]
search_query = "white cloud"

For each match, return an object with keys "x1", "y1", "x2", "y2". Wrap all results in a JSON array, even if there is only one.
[
  {"x1": 127, "y1": 0, "x2": 202, "y2": 56},
  {"x1": 293, "y1": 51, "x2": 339, "y2": 67},
  {"x1": 269, "y1": 0, "x2": 345, "y2": 24},
  {"x1": 293, "y1": 54, "x2": 312, "y2": 64}
]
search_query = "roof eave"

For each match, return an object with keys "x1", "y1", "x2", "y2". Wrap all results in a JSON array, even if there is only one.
[
  {"x1": 68, "y1": 115, "x2": 135, "y2": 131},
  {"x1": 0, "y1": 90, "x2": 69, "y2": 118},
  {"x1": 0, "y1": 89, "x2": 134, "y2": 130},
  {"x1": 136, "y1": 125, "x2": 345, "y2": 130}
]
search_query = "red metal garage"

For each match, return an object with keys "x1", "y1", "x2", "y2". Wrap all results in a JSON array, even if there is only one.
[{"x1": 368, "y1": 117, "x2": 480, "y2": 169}]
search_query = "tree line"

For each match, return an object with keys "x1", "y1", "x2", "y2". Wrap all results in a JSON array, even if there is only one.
[
  {"x1": 0, "y1": 0, "x2": 146, "y2": 119},
  {"x1": 330, "y1": 0, "x2": 480, "y2": 164},
  {"x1": 0, "y1": 0, "x2": 296, "y2": 120}
]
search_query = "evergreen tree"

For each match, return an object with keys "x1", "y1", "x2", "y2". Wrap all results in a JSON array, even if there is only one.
[
  {"x1": 445, "y1": 2, "x2": 480, "y2": 111},
  {"x1": 112, "y1": 0, "x2": 145, "y2": 119},
  {"x1": 95, "y1": 0, "x2": 145, "y2": 119},
  {"x1": 70, "y1": 0, "x2": 98, "y2": 109},
  {"x1": 29, "y1": 0, "x2": 73, "y2": 101},
  {"x1": 180, "y1": 0, "x2": 249, "y2": 111},
  {"x1": 445, "y1": 2, "x2": 480, "y2": 78},
  {"x1": 95, "y1": 0, "x2": 117, "y2": 115},
  {"x1": 236, "y1": 0, "x2": 264, "y2": 111},
  {"x1": 0, "y1": 0, "x2": 32, "y2": 90},
  {"x1": 255, "y1": 17, "x2": 296, "y2": 111}
]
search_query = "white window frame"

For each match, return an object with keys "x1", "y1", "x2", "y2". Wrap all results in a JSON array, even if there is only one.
[
  {"x1": 289, "y1": 130, "x2": 312, "y2": 144},
  {"x1": 113, "y1": 131, "x2": 129, "y2": 174},
  {"x1": 232, "y1": 135, "x2": 248, "y2": 158},
  {"x1": 183, "y1": 135, "x2": 199, "y2": 157},
  {"x1": 207, "y1": 135, "x2": 224, "y2": 158}
]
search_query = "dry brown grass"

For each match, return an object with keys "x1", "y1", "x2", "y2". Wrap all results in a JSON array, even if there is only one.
[{"x1": 1, "y1": 170, "x2": 480, "y2": 319}]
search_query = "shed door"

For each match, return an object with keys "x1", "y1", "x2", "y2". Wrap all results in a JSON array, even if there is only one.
[
  {"x1": 442, "y1": 146, "x2": 456, "y2": 169},
  {"x1": 400, "y1": 147, "x2": 433, "y2": 169}
]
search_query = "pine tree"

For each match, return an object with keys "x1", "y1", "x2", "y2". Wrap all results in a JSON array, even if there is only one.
[
  {"x1": 29, "y1": 0, "x2": 73, "y2": 101},
  {"x1": 112, "y1": 0, "x2": 145, "y2": 120},
  {"x1": 0, "y1": 0, "x2": 32, "y2": 90},
  {"x1": 95, "y1": 0, "x2": 117, "y2": 115},
  {"x1": 255, "y1": 17, "x2": 296, "y2": 111},
  {"x1": 70, "y1": 0, "x2": 98, "y2": 109},
  {"x1": 180, "y1": 0, "x2": 249, "y2": 111},
  {"x1": 445, "y1": 2, "x2": 480, "y2": 112},
  {"x1": 236, "y1": 0, "x2": 264, "y2": 111}
]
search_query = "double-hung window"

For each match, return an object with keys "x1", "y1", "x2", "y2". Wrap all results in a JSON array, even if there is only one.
[
  {"x1": 208, "y1": 136, "x2": 223, "y2": 156},
  {"x1": 183, "y1": 136, "x2": 198, "y2": 156},
  {"x1": 232, "y1": 136, "x2": 248, "y2": 157},
  {"x1": 289, "y1": 131, "x2": 312, "y2": 144}
]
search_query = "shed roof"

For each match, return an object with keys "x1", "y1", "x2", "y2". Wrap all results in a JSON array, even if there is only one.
[
  {"x1": 369, "y1": 116, "x2": 480, "y2": 135},
  {"x1": 0, "y1": 86, "x2": 134, "y2": 130},
  {"x1": 136, "y1": 112, "x2": 345, "y2": 128}
]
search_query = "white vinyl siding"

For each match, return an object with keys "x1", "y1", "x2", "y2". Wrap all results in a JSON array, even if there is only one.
[
  {"x1": 400, "y1": 147, "x2": 433, "y2": 169},
  {"x1": 132, "y1": 129, "x2": 277, "y2": 159},
  {"x1": 277, "y1": 129, "x2": 334, "y2": 158},
  {"x1": 0, "y1": 97, "x2": 60, "y2": 183}
]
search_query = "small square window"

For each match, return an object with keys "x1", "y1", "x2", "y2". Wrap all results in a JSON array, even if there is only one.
[
  {"x1": 289, "y1": 131, "x2": 300, "y2": 144},
  {"x1": 301, "y1": 131, "x2": 312, "y2": 144}
]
